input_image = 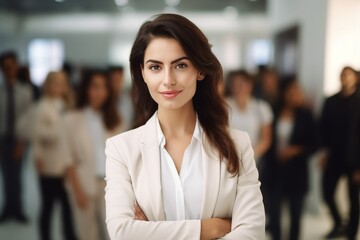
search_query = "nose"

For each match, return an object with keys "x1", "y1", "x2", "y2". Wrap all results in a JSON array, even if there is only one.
[{"x1": 162, "y1": 68, "x2": 176, "y2": 86}]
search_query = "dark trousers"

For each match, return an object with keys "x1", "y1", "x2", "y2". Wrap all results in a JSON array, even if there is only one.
[
  {"x1": 39, "y1": 176, "x2": 77, "y2": 240},
  {"x1": 268, "y1": 185, "x2": 305, "y2": 240},
  {"x1": 322, "y1": 164, "x2": 360, "y2": 240},
  {"x1": 0, "y1": 138, "x2": 24, "y2": 217}
]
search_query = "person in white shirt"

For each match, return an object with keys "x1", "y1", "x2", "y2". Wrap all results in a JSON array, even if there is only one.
[
  {"x1": 65, "y1": 69, "x2": 125, "y2": 240},
  {"x1": 105, "y1": 13, "x2": 265, "y2": 240},
  {"x1": 226, "y1": 70, "x2": 273, "y2": 162},
  {"x1": 33, "y1": 71, "x2": 76, "y2": 240}
]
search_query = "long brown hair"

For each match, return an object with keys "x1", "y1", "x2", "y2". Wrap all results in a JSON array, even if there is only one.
[
  {"x1": 76, "y1": 68, "x2": 121, "y2": 131},
  {"x1": 130, "y1": 13, "x2": 240, "y2": 175}
]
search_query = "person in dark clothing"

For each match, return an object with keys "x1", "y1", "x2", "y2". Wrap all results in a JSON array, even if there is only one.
[
  {"x1": 0, "y1": 51, "x2": 32, "y2": 223},
  {"x1": 266, "y1": 77, "x2": 317, "y2": 240},
  {"x1": 320, "y1": 66, "x2": 360, "y2": 240},
  {"x1": 18, "y1": 65, "x2": 41, "y2": 101}
]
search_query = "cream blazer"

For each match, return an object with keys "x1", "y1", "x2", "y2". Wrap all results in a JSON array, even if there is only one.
[
  {"x1": 64, "y1": 110, "x2": 124, "y2": 196},
  {"x1": 105, "y1": 114, "x2": 265, "y2": 240},
  {"x1": 33, "y1": 98, "x2": 70, "y2": 176}
]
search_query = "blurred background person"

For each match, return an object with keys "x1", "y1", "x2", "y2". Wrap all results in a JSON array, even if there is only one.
[
  {"x1": 65, "y1": 69, "x2": 124, "y2": 240},
  {"x1": 319, "y1": 66, "x2": 360, "y2": 240},
  {"x1": 108, "y1": 66, "x2": 133, "y2": 130},
  {"x1": 256, "y1": 68, "x2": 280, "y2": 111},
  {"x1": 32, "y1": 71, "x2": 76, "y2": 240},
  {"x1": 225, "y1": 69, "x2": 273, "y2": 162},
  {"x1": 225, "y1": 69, "x2": 273, "y2": 231},
  {"x1": 0, "y1": 51, "x2": 33, "y2": 223},
  {"x1": 266, "y1": 77, "x2": 317, "y2": 240},
  {"x1": 18, "y1": 65, "x2": 41, "y2": 101}
]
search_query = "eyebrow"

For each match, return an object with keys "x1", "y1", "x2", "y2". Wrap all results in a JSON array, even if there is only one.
[{"x1": 145, "y1": 56, "x2": 189, "y2": 65}]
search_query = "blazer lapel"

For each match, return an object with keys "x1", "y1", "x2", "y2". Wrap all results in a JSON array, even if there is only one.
[
  {"x1": 200, "y1": 135, "x2": 220, "y2": 219},
  {"x1": 139, "y1": 114, "x2": 166, "y2": 221}
]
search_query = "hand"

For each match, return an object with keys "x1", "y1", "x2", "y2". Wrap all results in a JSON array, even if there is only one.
[
  {"x1": 13, "y1": 142, "x2": 25, "y2": 162},
  {"x1": 352, "y1": 170, "x2": 360, "y2": 185},
  {"x1": 35, "y1": 160, "x2": 45, "y2": 174},
  {"x1": 200, "y1": 218, "x2": 231, "y2": 240},
  {"x1": 134, "y1": 203, "x2": 148, "y2": 221},
  {"x1": 277, "y1": 146, "x2": 303, "y2": 162},
  {"x1": 75, "y1": 190, "x2": 88, "y2": 210},
  {"x1": 318, "y1": 152, "x2": 328, "y2": 170}
]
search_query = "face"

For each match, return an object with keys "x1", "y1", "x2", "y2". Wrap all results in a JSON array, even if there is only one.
[
  {"x1": 109, "y1": 70, "x2": 124, "y2": 94},
  {"x1": 284, "y1": 82, "x2": 304, "y2": 108},
  {"x1": 87, "y1": 74, "x2": 109, "y2": 110},
  {"x1": 141, "y1": 37, "x2": 204, "y2": 111},
  {"x1": 231, "y1": 75, "x2": 253, "y2": 98},
  {"x1": 340, "y1": 68, "x2": 358, "y2": 91},
  {"x1": 262, "y1": 72, "x2": 278, "y2": 93},
  {"x1": 1, "y1": 57, "x2": 19, "y2": 81},
  {"x1": 48, "y1": 72, "x2": 68, "y2": 98}
]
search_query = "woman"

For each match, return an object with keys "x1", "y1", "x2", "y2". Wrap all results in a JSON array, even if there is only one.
[
  {"x1": 65, "y1": 69, "x2": 124, "y2": 240},
  {"x1": 105, "y1": 14, "x2": 265, "y2": 240},
  {"x1": 33, "y1": 71, "x2": 76, "y2": 240},
  {"x1": 226, "y1": 69, "x2": 273, "y2": 162},
  {"x1": 266, "y1": 77, "x2": 317, "y2": 240},
  {"x1": 320, "y1": 66, "x2": 360, "y2": 240}
]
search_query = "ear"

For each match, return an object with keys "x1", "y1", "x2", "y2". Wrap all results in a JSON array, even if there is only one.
[{"x1": 197, "y1": 72, "x2": 205, "y2": 81}]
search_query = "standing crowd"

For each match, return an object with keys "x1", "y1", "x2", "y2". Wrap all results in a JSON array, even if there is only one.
[
  {"x1": 0, "y1": 49, "x2": 359, "y2": 240},
  {"x1": 0, "y1": 51, "x2": 132, "y2": 240}
]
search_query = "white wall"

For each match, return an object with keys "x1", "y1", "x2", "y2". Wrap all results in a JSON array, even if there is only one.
[
  {"x1": 268, "y1": 0, "x2": 328, "y2": 111},
  {"x1": 324, "y1": 0, "x2": 360, "y2": 96},
  {"x1": 0, "y1": 10, "x2": 271, "y2": 86}
]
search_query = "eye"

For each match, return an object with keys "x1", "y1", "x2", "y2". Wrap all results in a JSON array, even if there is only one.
[
  {"x1": 175, "y1": 63, "x2": 187, "y2": 69},
  {"x1": 149, "y1": 65, "x2": 161, "y2": 71}
]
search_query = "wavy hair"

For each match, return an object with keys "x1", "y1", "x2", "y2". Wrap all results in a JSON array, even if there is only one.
[
  {"x1": 130, "y1": 14, "x2": 241, "y2": 175},
  {"x1": 76, "y1": 68, "x2": 121, "y2": 131}
]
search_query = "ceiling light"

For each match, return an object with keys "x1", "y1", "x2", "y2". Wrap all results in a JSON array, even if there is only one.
[
  {"x1": 54, "y1": 0, "x2": 65, "y2": 2},
  {"x1": 114, "y1": 0, "x2": 128, "y2": 7},
  {"x1": 223, "y1": 6, "x2": 239, "y2": 20},
  {"x1": 165, "y1": 0, "x2": 180, "y2": 7},
  {"x1": 163, "y1": 6, "x2": 178, "y2": 13}
]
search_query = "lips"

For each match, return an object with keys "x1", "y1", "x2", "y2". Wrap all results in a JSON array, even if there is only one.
[{"x1": 159, "y1": 90, "x2": 182, "y2": 99}]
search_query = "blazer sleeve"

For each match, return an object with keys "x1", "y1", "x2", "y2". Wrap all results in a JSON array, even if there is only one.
[
  {"x1": 220, "y1": 132, "x2": 265, "y2": 240},
  {"x1": 105, "y1": 138, "x2": 201, "y2": 240}
]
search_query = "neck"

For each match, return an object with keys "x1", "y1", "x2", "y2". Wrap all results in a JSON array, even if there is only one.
[
  {"x1": 89, "y1": 105, "x2": 101, "y2": 112},
  {"x1": 235, "y1": 95, "x2": 249, "y2": 110},
  {"x1": 157, "y1": 102, "x2": 196, "y2": 138},
  {"x1": 341, "y1": 86, "x2": 357, "y2": 97}
]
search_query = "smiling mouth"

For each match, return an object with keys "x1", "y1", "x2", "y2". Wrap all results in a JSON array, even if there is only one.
[{"x1": 159, "y1": 90, "x2": 183, "y2": 99}]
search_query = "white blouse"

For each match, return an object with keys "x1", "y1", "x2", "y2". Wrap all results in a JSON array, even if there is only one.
[
  {"x1": 156, "y1": 115, "x2": 204, "y2": 221},
  {"x1": 276, "y1": 117, "x2": 294, "y2": 152},
  {"x1": 228, "y1": 97, "x2": 273, "y2": 147},
  {"x1": 85, "y1": 107, "x2": 106, "y2": 178}
]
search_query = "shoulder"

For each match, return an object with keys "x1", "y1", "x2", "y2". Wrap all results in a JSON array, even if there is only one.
[
  {"x1": 228, "y1": 128, "x2": 252, "y2": 151},
  {"x1": 107, "y1": 125, "x2": 145, "y2": 147},
  {"x1": 228, "y1": 128, "x2": 256, "y2": 175},
  {"x1": 326, "y1": 93, "x2": 340, "y2": 104},
  {"x1": 64, "y1": 110, "x2": 84, "y2": 124},
  {"x1": 105, "y1": 125, "x2": 146, "y2": 161}
]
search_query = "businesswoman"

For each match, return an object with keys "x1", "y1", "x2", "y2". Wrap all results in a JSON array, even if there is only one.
[
  {"x1": 266, "y1": 78, "x2": 317, "y2": 240},
  {"x1": 65, "y1": 69, "x2": 124, "y2": 240},
  {"x1": 33, "y1": 71, "x2": 76, "y2": 240},
  {"x1": 105, "y1": 14, "x2": 265, "y2": 240}
]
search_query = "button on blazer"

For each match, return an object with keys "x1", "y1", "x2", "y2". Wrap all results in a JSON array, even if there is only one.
[{"x1": 105, "y1": 114, "x2": 265, "y2": 240}]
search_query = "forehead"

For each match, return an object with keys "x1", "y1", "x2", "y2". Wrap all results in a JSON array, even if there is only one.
[{"x1": 144, "y1": 37, "x2": 186, "y2": 62}]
